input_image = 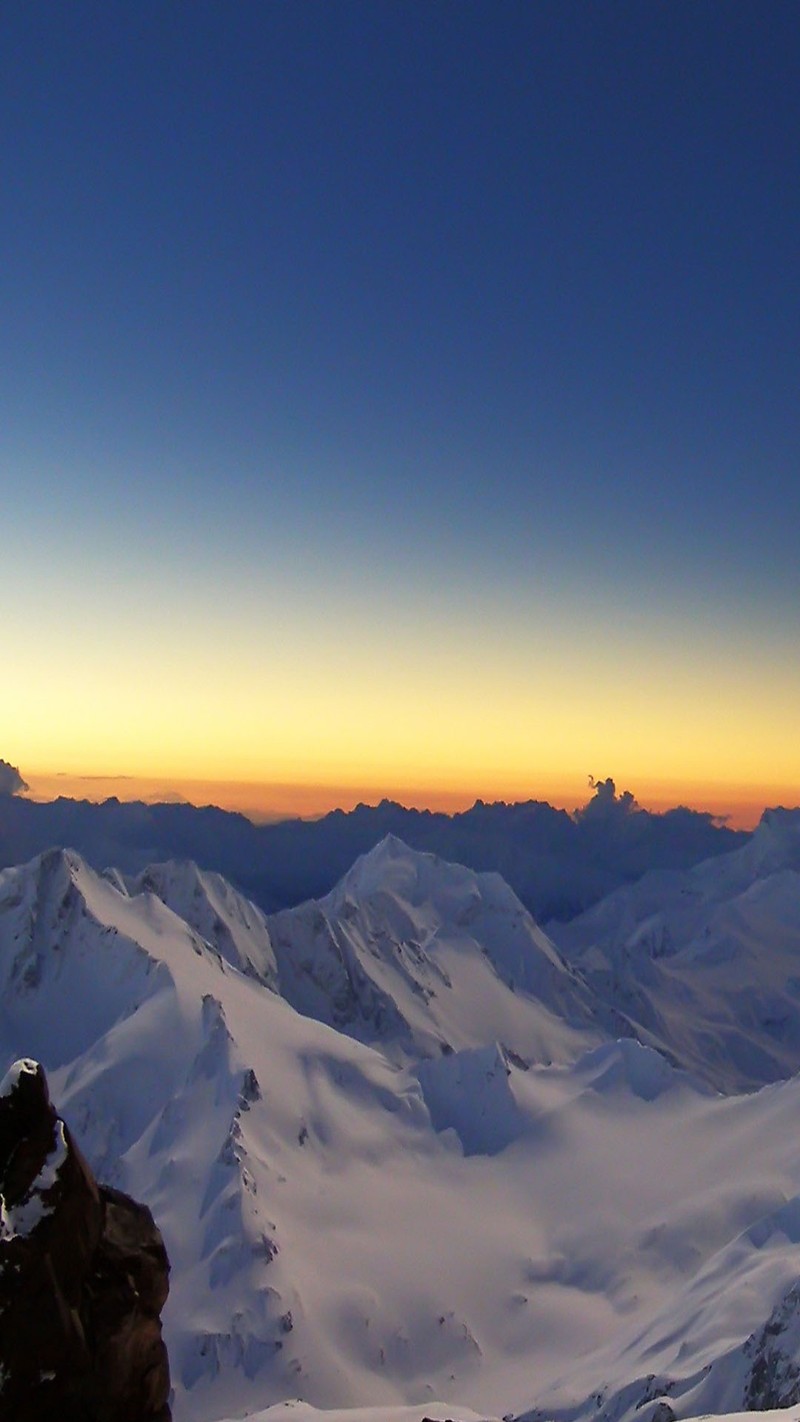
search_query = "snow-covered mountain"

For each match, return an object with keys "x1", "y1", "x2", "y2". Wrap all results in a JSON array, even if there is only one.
[
  {"x1": 3, "y1": 826, "x2": 800, "y2": 1422},
  {"x1": 129, "y1": 837, "x2": 604, "y2": 1066},
  {"x1": 267, "y1": 834, "x2": 602, "y2": 1064},
  {"x1": 550, "y1": 807, "x2": 800, "y2": 1091}
]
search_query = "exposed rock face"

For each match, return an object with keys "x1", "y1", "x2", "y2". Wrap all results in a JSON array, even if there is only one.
[
  {"x1": 742, "y1": 1279, "x2": 800, "y2": 1409},
  {"x1": 0, "y1": 1058, "x2": 171, "y2": 1421}
]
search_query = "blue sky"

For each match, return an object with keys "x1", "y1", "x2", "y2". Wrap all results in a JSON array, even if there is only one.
[{"x1": 3, "y1": 2, "x2": 800, "y2": 816}]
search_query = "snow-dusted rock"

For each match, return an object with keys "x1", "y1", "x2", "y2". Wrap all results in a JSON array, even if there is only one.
[{"x1": 0, "y1": 1057, "x2": 171, "y2": 1421}]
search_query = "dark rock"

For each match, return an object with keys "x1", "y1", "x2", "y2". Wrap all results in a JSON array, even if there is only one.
[
  {"x1": 649, "y1": 1404, "x2": 676, "y2": 1422},
  {"x1": 0, "y1": 1057, "x2": 171, "y2": 1421},
  {"x1": 743, "y1": 1280, "x2": 800, "y2": 1409}
]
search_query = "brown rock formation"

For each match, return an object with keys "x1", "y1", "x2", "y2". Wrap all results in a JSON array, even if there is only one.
[{"x1": 0, "y1": 1058, "x2": 171, "y2": 1421}]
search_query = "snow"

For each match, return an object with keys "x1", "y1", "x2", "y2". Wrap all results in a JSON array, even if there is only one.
[
  {"x1": 0, "y1": 1118, "x2": 68, "y2": 1238},
  {"x1": 3, "y1": 829, "x2": 800, "y2": 1421},
  {"x1": 549, "y1": 809, "x2": 800, "y2": 1092},
  {"x1": 682, "y1": 1412, "x2": 800, "y2": 1422},
  {"x1": 216, "y1": 1407, "x2": 498, "y2": 1422},
  {"x1": 417, "y1": 1043, "x2": 523, "y2": 1154},
  {"x1": 0, "y1": 1056, "x2": 39, "y2": 1097}
]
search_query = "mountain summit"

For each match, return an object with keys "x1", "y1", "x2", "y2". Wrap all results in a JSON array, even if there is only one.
[{"x1": 269, "y1": 834, "x2": 601, "y2": 1063}]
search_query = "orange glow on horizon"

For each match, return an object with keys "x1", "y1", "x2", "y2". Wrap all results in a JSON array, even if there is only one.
[{"x1": 21, "y1": 768, "x2": 800, "y2": 830}]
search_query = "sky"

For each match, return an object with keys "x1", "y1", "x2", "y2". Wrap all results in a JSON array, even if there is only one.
[{"x1": 3, "y1": 1, "x2": 800, "y2": 826}]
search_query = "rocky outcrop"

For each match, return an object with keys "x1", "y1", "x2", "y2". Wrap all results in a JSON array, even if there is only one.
[
  {"x1": 742, "y1": 1280, "x2": 800, "y2": 1409},
  {"x1": 0, "y1": 1057, "x2": 171, "y2": 1421}
]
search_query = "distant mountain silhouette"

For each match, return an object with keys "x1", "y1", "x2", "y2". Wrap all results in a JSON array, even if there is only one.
[{"x1": 0, "y1": 779, "x2": 744, "y2": 922}]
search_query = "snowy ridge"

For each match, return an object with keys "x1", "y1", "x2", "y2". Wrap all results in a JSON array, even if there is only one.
[
  {"x1": 550, "y1": 808, "x2": 800, "y2": 1091},
  {"x1": 130, "y1": 859, "x2": 279, "y2": 987},
  {"x1": 710, "y1": 807, "x2": 800, "y2": 888}
]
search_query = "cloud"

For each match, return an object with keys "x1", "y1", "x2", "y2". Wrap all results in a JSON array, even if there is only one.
[
  {"x1": 0, "y1": 760, "x2": 29, "y2": 796},
  {"x1": 575, "y1": 774, "x2": 639, "y2": 823}
]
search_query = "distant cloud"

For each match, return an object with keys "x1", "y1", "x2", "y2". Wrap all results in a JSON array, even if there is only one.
[
  {"x1": 575, "y1": 775, "x2": 639, "y2": 823},
  {"x1": 0, "y1": 760, "x2": 29, "y2": 796},
  {"x1": 57, "y1": 772, "x2": 135, "y2": 782}
]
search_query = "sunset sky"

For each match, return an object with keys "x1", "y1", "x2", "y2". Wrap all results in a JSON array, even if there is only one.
[{"x1": 4, "y1": 2, "x2": 800, "y2": 828}]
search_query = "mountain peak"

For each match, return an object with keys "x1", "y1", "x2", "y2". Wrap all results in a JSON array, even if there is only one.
[
  {"x1": 737, "y1": 806, "x2": 800, "y2": 877},
  {"x1": 756, "y1": 805, "x2": 800, "y2": 844},
  {"x1": 0, "y1": 847, "x2": 91, "y2": 926},
  {"x1": 333, "y1": 834, "x2": 438, "y2": 903},
  {"x1": 328, "y1": 835, "x2": 572, "y2": 959},
  {"x1": 36, "y1": 844, "x2": 87, "y2": 880}
]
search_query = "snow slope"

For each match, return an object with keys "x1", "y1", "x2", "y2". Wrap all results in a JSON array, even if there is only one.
[
  {"x1": 4, "y1": 833, "x2": 800, "y2": 1422},
  {"x1": 550, "y1": 808, "x2": 800, "y2": 1091}
]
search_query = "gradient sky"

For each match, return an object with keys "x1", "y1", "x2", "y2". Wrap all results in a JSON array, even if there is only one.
[{"x1": 3, "y1": 1, "x2": 800, "y2": 824}]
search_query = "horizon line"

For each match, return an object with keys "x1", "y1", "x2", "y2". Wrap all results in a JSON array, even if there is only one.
[{"x1": 18, "y1": 769, "x2": 800, "y2": 831}]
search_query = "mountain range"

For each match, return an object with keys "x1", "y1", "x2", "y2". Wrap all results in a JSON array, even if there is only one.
[
  {"x1": 0, "y1": 778, "x2": 744, "y2": 922},
  {"x1": 2, "y1": 809, "x2": 800, "y2": 1422}
]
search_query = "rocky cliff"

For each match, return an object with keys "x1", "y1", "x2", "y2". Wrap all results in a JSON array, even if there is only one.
[{"x1": 0, "y1": 1057, "x2": 171, "y2": 1421}]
